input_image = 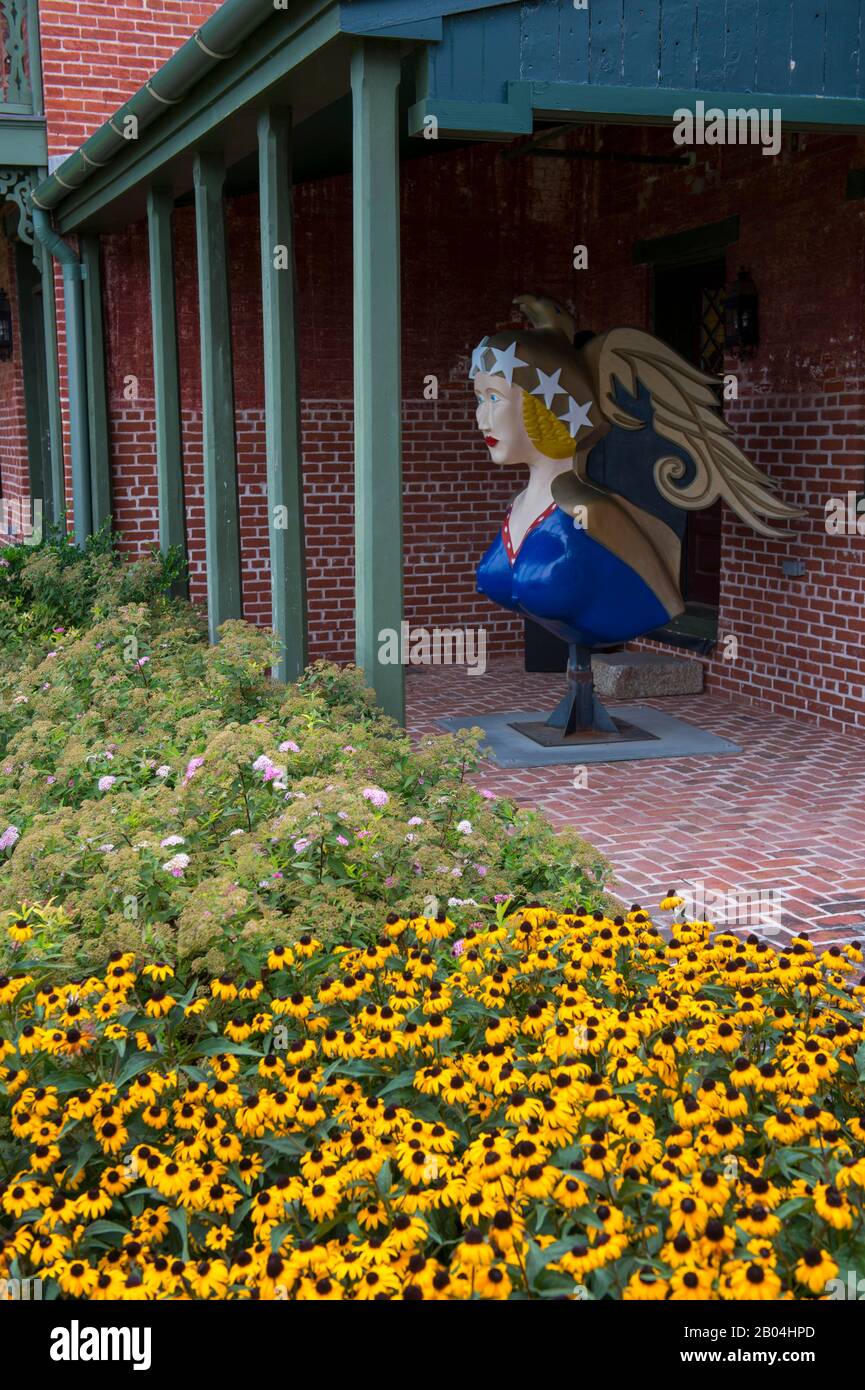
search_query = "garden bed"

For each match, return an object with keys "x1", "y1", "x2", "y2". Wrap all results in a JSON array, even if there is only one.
[{"x1": 2, "y1": 539, "x2": 864, "y2": 1300}]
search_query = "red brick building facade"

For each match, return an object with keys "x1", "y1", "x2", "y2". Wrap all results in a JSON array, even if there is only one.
[{"x1": 2, "y1": 1, "x2": 865, "y2": 729}]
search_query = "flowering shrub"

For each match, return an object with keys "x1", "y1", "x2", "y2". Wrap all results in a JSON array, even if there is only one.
[
  {"x1": 0, "y1": 592, "x2": 607, "y2": 977},
  {"x1": 1, "y1": 902, "x2": 864, "y2": 1300},
  {"x1": 0, "y1": 524, "x2": 184, "y2": 653}
]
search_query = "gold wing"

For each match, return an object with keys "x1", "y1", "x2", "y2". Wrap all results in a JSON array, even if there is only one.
[{"x1": 583, "y1": 328, "x2": 803, "y2": 538}]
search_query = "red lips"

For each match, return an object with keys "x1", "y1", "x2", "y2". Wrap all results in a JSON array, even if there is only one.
[{"x1": 485, "y1": 436, "x2": 498, "y2": 446}]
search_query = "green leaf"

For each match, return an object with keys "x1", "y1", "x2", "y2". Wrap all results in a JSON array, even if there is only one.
[
  {"x1": 81, "y1": 1219, "x2": 128, "y2": 1243},
  {"x1": 170, "y1": 1207, "x2": 189, "y2": 1261},
  {"x1": 525, "y1": 1235, "x2": 577, "y2": 1288},
  {"x1": 774, "y1": 1197, "x2": 810, "y2": 1220},
  {"x1": 260, "y1": 1136, "x2": 307, "y2": 1157},
  {"x1": 115, "y1": 1050, "x2": 162, "y2": 1089},
  {"x1": 192, "y1": 1038, "x2": 263, "y2": 1058},
  {"x1": 269, "y1": 1222, "x2": 295, "y2": 1252},
  {"x1": 375, "y1": 1160, "x2": 393, "y2": 1196},
  {"x1": 375, "y1": 1067, "x2": 418, "y2": 1097}
]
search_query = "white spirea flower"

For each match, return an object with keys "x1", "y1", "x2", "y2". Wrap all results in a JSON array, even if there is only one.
[{"x1": 162, "y1": 852, "x2": 190, "y2": 873}]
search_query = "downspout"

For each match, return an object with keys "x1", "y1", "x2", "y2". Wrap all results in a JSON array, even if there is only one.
[{"x1": 33, "y1": 208, "x2": 93, "y2": 545}]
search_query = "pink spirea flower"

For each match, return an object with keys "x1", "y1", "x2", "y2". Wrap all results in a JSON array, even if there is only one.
[
  {"x1": 182, "y1": 756, "x2": 204, "y2": 785},
  {"x1": 279, "y1": 740, "x2": 300, "y2": 754},
  {"x1": 451, "y1": 939, "x2": 466, "y2": 958},
  {"x1": 479, "y1": 789, "x2": 495, "y2": 800},
  {"x1": 362, "y1": 787, "x2": 389, "y2": 808},
  {"x1": 97, "y1": 775, "x2": 116, "y2": 793},
  {"x1": 160, "y1": 835, "x2": 185, "y2": 849},
  {"x1": 0, "y1": 825, "x2": 20, "y2": 851},
  {"x1": 293, "y1": 838, "x2": 311, "y2": 853},
  {"x1": 336, "y1": 834, "x2": 349, "y2": 846},
  {"x1": 456, "y1": 819, "x2": 473, "y2": 835},
  {"x1": 162, "y1": 852, "x2": 190, "y2": 876}
]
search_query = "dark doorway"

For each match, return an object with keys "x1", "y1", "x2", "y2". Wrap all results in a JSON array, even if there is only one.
[{"x1": 653, "y1": 258, "x2": 725, "y2": 610}]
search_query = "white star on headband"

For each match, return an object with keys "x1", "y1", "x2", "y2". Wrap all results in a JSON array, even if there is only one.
[
  {"x1": 559, "y1": 397, "x2": 594, "y2": 437},
  {"x1": 531, "y1": 367, "x2": 564, "y2": 410},
  {"x1": 488, "y1": 341, "x2": 530, "y2": 385},
  {"x1": 469, "y1": 337, "x2": 490, "y2": 379}
]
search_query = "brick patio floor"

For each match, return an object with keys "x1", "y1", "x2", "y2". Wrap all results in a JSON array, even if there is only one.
[{"x1": 406, "y1": 660, "x2": 865, "y2": 950}]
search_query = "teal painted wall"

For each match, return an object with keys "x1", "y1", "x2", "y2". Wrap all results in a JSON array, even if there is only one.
[{"x1": 424, "y1": 1, "x2": 865, "y2": 104}]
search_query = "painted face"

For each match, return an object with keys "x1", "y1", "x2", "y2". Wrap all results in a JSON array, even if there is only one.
[{"x1": 473, "y1": 372, "x2": 532, "y2": 468}]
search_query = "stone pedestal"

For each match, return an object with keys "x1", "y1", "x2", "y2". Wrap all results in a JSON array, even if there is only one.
[{"x1": 591, "y1": 650, "x2": 704, "y2": 699}]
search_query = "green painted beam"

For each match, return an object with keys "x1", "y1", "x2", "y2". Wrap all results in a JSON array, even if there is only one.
[
  {"x1": 258, "y1": 108, "x2": 308, "y2": 683},
  {"x1": 80, "y1": 235, "x2": 112, "y2": 531},
  {"x1": 351, "y1": 40, "x2": 404, "y2": 724},
  {"x1": 410, "y1": 79, "x2": 865, "y2": 142},
  {"x1": 147, "y1": 186, "x2": 188, "y2": 591},
  {"x1": 530, "y1": 81, "x2": 865, "y2": 132},
  {"x1": 0, "y1": 117, "x2": 48, "y2": 166},
  {"x1": 37, "y1": 241, "x2": 65, "y2": 525},
  {"x1": 193, "y1": 150, "x2": 243, "y2": 643},
  {"x1": 408, "y1": 85, "x2": 532, "y2": 140}
]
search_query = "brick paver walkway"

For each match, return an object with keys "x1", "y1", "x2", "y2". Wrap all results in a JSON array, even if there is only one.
[{"x1": 407, "y1": 660, "x2": 865, "y2": 950}]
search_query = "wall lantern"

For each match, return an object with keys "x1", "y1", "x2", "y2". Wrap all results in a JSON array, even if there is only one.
[
  {"x1": 0, "y1": 289, "x2": 12, "y2": 362},
  {"x1": 724, "y1": 267, "x2": 759, "y2": 358}
]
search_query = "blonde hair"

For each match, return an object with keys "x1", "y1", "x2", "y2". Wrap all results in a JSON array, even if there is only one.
[{"x1": 521, "y1": 390, "x2": 575, "y2": 460}]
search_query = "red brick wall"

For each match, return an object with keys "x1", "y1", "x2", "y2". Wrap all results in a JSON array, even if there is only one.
[
  {"x1": 0, "y1": 234, "x2": 30, "y2": 534},
  {"x1": 39, "y1": 0, "x2": 224, "y2": 158}
]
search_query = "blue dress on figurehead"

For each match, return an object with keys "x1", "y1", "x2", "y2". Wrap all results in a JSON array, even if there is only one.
[{"x1": 477, "y1": 501, "x2": 670, "y2": 650}]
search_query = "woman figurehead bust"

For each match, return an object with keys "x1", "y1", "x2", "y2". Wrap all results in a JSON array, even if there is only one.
[{"x1": 471, "y1": 293, "x2": 801, "y2": 659}]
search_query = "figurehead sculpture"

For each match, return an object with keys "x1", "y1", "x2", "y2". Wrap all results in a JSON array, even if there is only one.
[{"x1": 471, "y1": 294, "x2": 802, "y2": 739}]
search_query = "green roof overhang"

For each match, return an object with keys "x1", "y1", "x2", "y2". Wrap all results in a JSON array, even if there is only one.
[
  {"x1": 33, "y1": 0, "x2": 351, "y2": 232},
  {"x1": 31, "y1": 0, "x2": 479, "y2": 233},
  {"x1": 32, "y1": 0, "x2": 865, "y2": 236}
]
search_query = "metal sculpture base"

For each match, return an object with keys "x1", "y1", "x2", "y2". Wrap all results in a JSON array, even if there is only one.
[
  {"x1": 510, "y1": 644, "x2": 645, "y2": 748},
  {"x1": 510, "y1": 716, "x2": 656, "y2": 747}
]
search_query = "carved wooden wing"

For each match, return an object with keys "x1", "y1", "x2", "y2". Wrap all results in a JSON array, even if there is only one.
[{"x1": 587, "y1": 328, "x2": 803, "y2": 538}]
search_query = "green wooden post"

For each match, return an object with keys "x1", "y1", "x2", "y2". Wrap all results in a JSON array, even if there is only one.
[
  {"x1": 38, "y1": 243, "x2": 65, "y2": 528},
  {"x1": 147, "y1": 186, "x2": 188, "y2": 592},
  {"x1": 258, "y1": 108, "x2": 307, "y2": 682},
  {"x1": 351, "y1": 40, "x2": 404, "y2": 723},
  {"x1": 193, "y1": 150, "x2": 242, "y2": 643},
  {"x1": 80, "y1": 235, "x2": 112, "y2": 532}
]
